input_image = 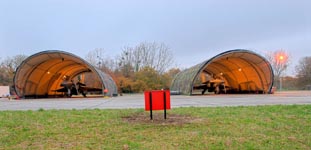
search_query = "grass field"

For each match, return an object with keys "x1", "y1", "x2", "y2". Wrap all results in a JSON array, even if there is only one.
[{"x1": 0, "y1": 105, "x2": 310, "y2": 149}]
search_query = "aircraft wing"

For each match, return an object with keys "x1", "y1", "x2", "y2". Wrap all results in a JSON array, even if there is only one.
[
  {"x1": 79, "y1": 86, "x2": 102, "y2": 92},
  {"x1": 52, "y1": 87, "x2": 67, "y2": 92}
]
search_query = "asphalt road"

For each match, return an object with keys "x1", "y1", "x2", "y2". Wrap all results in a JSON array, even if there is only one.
[{"x1": 1, "y1": 91, "x2": 311, "y2": 111}]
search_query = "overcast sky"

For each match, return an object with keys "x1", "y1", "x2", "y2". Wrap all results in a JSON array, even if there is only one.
[{"x1": 1, "y1": 0, "x2": 310, "y2": 75}]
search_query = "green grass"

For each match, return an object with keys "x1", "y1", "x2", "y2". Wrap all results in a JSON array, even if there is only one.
[{"x1": 0, "y1": 105, "x2": 310, "y2": 149}]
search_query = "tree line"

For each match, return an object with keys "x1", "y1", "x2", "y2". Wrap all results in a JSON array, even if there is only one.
[
  {"x1": 1, "y1": 43, "x2": 311, "y2": 92},
  {"x1": 84, "y1": 42, "x2": 180, "y2": 93}
]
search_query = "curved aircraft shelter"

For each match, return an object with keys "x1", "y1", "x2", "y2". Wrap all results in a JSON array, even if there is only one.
[
  {"x1": 13, "y1": 50, "x2": 118, "y2": 98},
  {"x1": 171, "y1": 49, "x2": 274, "y2": 95}
]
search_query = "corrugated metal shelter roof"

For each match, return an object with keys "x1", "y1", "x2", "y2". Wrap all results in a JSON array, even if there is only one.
[
  {"x1": 13, "y1": 50, "x2": 118, "y2": 98},
  {"x1": 170, "y1": 49, "x2": 274, "y2": 95}
]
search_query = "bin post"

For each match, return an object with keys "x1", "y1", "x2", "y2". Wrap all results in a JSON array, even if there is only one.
[
  {"x1": 149, "y1": 92, "x2": 153, "y2": 120},
  {"x1": 163, "y1": 91, "x2": 167, "y2": 119}
]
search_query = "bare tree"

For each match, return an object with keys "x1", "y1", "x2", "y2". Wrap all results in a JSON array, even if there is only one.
[
  {"x1": 85, "y1": 48, "x2": 118, "y2": 72},
  {"x1": 265, "y1": 50, "x2": 290, "y2": 90},
  {"x1": 1, "y1": 55, "x2": 27, "y2": 71},
  {"x1": 0, "y1": 55, "x2": 27, "y2": 85},
  {"x1": 119, "y1": 42, "x2": 174, "y2": 74},
  {"x1": 295, "y1": 56, "x2": 311, "y2": 89}
]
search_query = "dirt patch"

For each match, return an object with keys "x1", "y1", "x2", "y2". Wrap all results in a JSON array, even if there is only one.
[{"x1": 122, "y1": 112, "x2": 205, "y2": 126}]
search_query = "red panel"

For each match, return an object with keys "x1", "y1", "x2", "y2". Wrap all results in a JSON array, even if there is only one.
[{"x1": 144, "y1": 90, "x2": 171, "y2": 111}]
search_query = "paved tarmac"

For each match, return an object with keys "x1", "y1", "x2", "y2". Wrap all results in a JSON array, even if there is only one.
[{"x1": 1, "y1": 91, "x2": 311, "y2": 111}]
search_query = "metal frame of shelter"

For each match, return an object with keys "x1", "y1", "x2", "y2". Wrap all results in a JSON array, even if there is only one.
[
  {"x1": 170, "y1": 49, "x2": 274, "y2": 95},
  {"x1": 13, "y1": 50, "x2": 118, "y2": 98}
]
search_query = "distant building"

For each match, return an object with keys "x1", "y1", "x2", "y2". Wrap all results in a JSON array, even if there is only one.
[{"x1": 0, "y1": 86, "x2": 10, "y2": 98}]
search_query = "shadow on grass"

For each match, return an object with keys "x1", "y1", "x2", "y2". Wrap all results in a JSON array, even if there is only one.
[{"x1": 122, "y1": 112, "x2": 205, "y2": 126}]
